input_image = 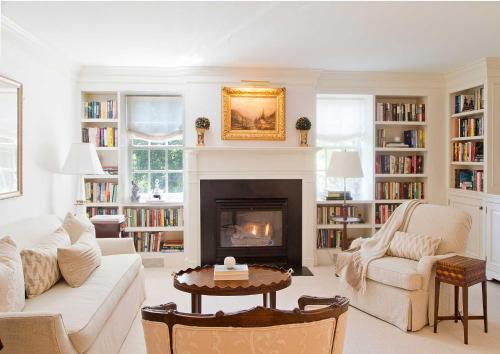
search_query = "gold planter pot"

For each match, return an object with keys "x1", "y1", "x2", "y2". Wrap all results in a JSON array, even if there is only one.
[
  {"x1": 299, "y1": 130, "x2": 309, "y2": 147},
  {"x1": 196, "y1": 127, "x2": 206, "y2": 146}
]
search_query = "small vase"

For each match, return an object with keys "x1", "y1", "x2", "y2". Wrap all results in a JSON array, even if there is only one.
[
  {"x1": 299, "y1": 130, "x2": 309, "y2": 147},
  {"x1": 196, "y1": 127, "x2": 206, "y2": 146}
]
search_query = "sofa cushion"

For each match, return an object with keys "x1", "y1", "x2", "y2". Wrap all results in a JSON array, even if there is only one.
[
  {"x1": 57, "y1": 232, "x2": 102, "y2": 287},
  {"x1": 0, "y1": 236, "x2": 25, "y2": 312},
  {"x1": 21, "y1": 227, "x2": 71, "y2": 298},
  {"x1": 366, "y1": 256, "x2": 423, "y2": 291},
  {"x1": 62, "y1": 212, "x2": 96, "y2": 244},
  {"x1": 23, "y1": 253, "x2": 142, "y2": 353}
]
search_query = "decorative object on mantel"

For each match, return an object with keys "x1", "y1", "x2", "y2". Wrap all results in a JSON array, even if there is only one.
[
  {"x1": 195, "y1": 116, "x2": 210, "y2": 146},
  {"x1": 0, "y1": 75, "x2": 23, "y2": 200},
  {"x1": 62, "y1": 142, "x2": 104, "y2": 216},
  {"x1": 152, "y1": 179, "x2": 162, "y2": 200},
  {"x1": 130, "y1": 181, "x2": 140, "y2": 202},
  {"x1": 223, "y1": 256, "x2": 236, "y2": 269},
  {"x1": 222, "y1": 86, "x2": 286, "y2": 141},
  {"x1": 327, "y1": 150, "x2": 364, "y2": 250},
  {"x1": 295, "y1": 116, "x2": 312, "y2": 147}
]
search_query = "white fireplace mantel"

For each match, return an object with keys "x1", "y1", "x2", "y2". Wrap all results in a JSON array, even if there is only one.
[{"x1": 183, "y1": 146, "x2": 318, "y2": 268}]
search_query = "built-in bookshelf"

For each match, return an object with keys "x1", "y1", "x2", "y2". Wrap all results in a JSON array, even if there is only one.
[
  {"x1": 449, "y1": 85, "x2": 485, "y2": 193},
  {"x1": 316, "y1": 95, "x2": 429, "y2": 265},
  {"x1": 81, "y1": 92, "x2": 121, "y2": 218}
]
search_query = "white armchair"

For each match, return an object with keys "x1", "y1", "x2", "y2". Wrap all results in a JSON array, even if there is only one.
[{"x1": 338, "y1": 203, "x2": 471, "y2": 331}]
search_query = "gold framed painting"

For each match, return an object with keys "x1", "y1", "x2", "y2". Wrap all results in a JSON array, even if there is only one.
[{"x1": 222, "y1": 87, "x2": 285, "y2": 140}]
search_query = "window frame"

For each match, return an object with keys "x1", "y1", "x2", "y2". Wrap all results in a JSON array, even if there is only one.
[{"x1": 128, "y1": 136, "x2": 184, "y2": 201}]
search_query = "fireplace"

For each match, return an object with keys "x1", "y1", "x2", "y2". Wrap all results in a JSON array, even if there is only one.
[{"x1": 200, "y1": 179, "x2": 302, "y2": 267}]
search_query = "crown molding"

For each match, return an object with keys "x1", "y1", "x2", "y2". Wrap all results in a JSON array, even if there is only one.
[
  {"x1": 445, "y1": 58, "x2": 487, "y2": 92},
  {"x1": 1, "y1": 15, "x2": 80, "y2": 80}
]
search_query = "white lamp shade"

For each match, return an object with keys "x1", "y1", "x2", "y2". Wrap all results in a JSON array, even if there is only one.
[
  {"x1": 327, "y1": 151, "x2": 364, "y2": 178},
  {"x1": 62, "y1": 143, "x2": 104, "y2": 175}
]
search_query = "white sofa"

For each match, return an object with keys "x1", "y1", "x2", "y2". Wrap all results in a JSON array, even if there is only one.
[
  {"x1": 0, "y1": 215, "x2": 146, "y2": 354},
  {"x1": 338, "y1": 204, "x2": 471, "y2": 331}
]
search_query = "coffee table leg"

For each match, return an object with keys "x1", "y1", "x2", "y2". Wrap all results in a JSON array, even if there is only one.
[
  {"x1": 263, "y1": 293, "x2": 268, "y2": 307},
  {"x1": 191, "y1": 294, "x2": 197, "y2": 313},
  {"x1": 270, "y1": 292, "x2": 276, "y2": 309}
]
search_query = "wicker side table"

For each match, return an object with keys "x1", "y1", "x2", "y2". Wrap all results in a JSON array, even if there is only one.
[{"x1": 434, "y1": 255, "x2": 487, "y2": 344}]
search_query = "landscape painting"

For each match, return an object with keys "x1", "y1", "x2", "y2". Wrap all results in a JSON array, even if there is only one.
[{"x1": 222, "y1": 87, "x2": 285, "y2": 140}]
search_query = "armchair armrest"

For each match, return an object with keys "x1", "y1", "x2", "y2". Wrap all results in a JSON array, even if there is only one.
[
  {"x1": 96, "y1": 237, "x2": 136, "y2": 256},
  {"x1": 143, "y1": 302, "x2": 178, "y2": 313},
  {"x1": 0, "y1": 312, "x2": 77, "y2": 354},
  {"x1": 298, "y1": 295, "x2": 349, "y2": 310},
  {"x1": 417, "y1": 253, "x2": 455, "y2": 290}
]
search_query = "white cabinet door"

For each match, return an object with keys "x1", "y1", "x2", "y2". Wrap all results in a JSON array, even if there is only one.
[
  {"x1": 448, "y1": 194, "x2": 484, "y2": 258},
  {"x1": 486, "y1": 201, "x2": 500, "y2": 280}
]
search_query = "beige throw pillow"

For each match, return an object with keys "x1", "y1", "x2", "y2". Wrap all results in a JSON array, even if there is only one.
[
  {"x1": 58, "y1": 232, "x2": 101, "y2": 287},
  {"x1": 0, "y1": 236, "x2": 25, "y2": 311},
  {"x1": 20, "y1": 227, "x2": 71, "y2": 298},
  {"x1": 388, "y1": 231, "x2": 441, "y2": 261},
  {"x1": 62, "y1": 212, "x2": 96, "y2": 244}
]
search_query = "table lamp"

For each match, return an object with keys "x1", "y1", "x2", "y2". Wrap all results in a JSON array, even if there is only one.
[{"x1": 62, "y1": 143, "x2": 104, "y2": 215}]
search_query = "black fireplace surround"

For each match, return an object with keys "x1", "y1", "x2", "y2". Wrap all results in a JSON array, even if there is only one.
[{"x1": 200, "y1": 179, "x2": 302, "y2": 267}]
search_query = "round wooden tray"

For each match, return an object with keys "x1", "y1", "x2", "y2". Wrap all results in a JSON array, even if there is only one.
[{"x1": 173, "y1": 264, "x2": 292, "y2": 296}]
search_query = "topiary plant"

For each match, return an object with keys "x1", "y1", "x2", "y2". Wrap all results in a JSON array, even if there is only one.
[
  {"x1": 295, "y1": 116, "x2": 311, "y2": 130},
  {"x1": 195, "y1": 117, "x2": 210, "y2": 129}
]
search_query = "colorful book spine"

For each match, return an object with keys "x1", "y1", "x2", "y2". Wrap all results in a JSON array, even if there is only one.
[
  {"x1": 454, "y1": 169, "x2": 484, "y2": 192},
  {"x1": 375, "y1": 204, "x2": 399, "y2": 224},
  {"x1": 453, "y1": 117, "x2": 483, "y2": 137},
  {"x1": 125, "y1": 207, "x2": 184, "y2": 227},
  {"x1": 82, "y1": 127, "x2": 118, "y2": 147},
  {"x1": 84, "y1": 182, "x2": 118, "y2": 203},
  {"x1": 83, "y1": 99, "x2": 117, "y2": 119},
  {"x1": 316, "y1": 206, "x2": 359, "y2": 224},
  {"x1": 375, "y1": 182, "x2": 425, "y2": 200},
  {"x1": 375, "y1": 155, "x2": 424, "y2": 174},
  {"x1": 454, "y1": 87, "x2": 483, "y2": 113},
  {"x1": 86, "y1": 207, "x2": 118, "y2": 218},
  {"x1": 376, "y1": 103, "x2": 425, "y2": 122},
  {"x1": 452, "y1": 142, "x2": 484, "y2": 162},
  {"x1": 128, "y1": 232, "x2": 184, "y2": 253},
  {"x1": 403, "y1": 129, "x2": 425, "y2": 148},
  {"x1": 316, "y1": 229, "x2": 343, "y2": 249}
]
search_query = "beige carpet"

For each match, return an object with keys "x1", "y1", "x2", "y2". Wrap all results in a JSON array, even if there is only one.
[{"x1": 120, "y1": 266, "x2": 500, "y2": 354}]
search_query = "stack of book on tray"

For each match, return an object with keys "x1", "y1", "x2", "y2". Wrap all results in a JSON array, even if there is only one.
[{"x1": 214, "y1": 264, "x2": 249, "y2": 281}]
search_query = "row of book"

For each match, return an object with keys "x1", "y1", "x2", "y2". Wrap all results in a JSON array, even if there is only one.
[
  {"x1": 375, "y1": 155, "x2": 424, "y2": 175},
  {"x1": 375, "y1": 181, "x2": 424, "y2": 200},
  {"x1": 316, "y1": 205, "x2": 360, "y2": 225},
  {"x1": 375, "y1": 204, "x2": 398, "y2": 225},
  {"x1": 86, "y1": 207, "x2": 118, "y2": 218},
  {"x1": 82, "y1": 127, "x2": 118, "y2": 147},
  {"x1": 376, "y1": 103, "x2": 425, "y2": 122},
  {"x1": 85, "y1": 182, "x2": 118, "y2": 203},
  {"x1": 454, "y1": 169, "x2": 484, "y2": 192},
  {"x1": 129, "y1": 232, "x2": 184, "y2": 253},
  {"x1": 453, "y1": 117, "x2": 483, "y2": 138},
  {"x1": 452, "y1": 142, "x2": 484, "y2": 162},
  {"x1": 125, "y1": 207, "x2": 184, "y2": 227},
  {"x1": 454, "y1": 88, "x2": 483, "y2": 114},
  {"x1": 375, "y1": 128, "x2": 425, "y2": 148},
  {"x1": 84, "y1": 100, "x2": 117, "y2": 119},
  {"x1": 317, "y1": 229, "x2": 343, "y2": 249}
]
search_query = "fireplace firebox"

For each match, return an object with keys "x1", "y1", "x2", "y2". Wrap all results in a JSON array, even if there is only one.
[{"x1": 200, "y1": 179, "x2": 302, "y2": 267}]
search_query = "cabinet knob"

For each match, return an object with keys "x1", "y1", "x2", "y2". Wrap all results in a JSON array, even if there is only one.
[{"x1": 479, "y1": 206, "x2": 483, "y2": 210}]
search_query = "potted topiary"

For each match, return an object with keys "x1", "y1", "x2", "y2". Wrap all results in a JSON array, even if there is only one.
[
  {"x1": 195, "y1": 117, "x2": 210, "y2": 146},
  {"x1": 295, "y1": 117, "x2": 312, "y2": 147}
]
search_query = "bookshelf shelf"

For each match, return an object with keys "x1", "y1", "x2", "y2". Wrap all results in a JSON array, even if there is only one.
[
  {"x1": 125, "y1": 226, "x2": 184, "y2": 232},
  {"x1": 86, "y1": 202, "x2": 120, "y2": 207},
  {"x1": 375, "y1": 147, "x2": 427, "y2": 152},
  {"x1": 375, "y1": 174, "x2": 427, "y2": 178},
  {"x1": 316, "y1": 200, "x2": 374, "y2": 205},
  {"x1": 95, "y1": 147, "x2": 119, "y2": 151},
  {"x1": 375, "y1": 121, "x2": 427, "y2": 126},
  {"x1": 451, "y1": 136, "x2": 484, "y2": 142},
  {"x1": 84, "y1": 174, "x2": 119, "y2": 180},
  {"x1": 450, "y1": 161, "x2": 484, "y2": 166},
  {"x1": 451, "y1": 109, "x2": 484, "y2": 118},
  {"x1": 82, "y1": 119, "x2": 119, "y2": 124}
]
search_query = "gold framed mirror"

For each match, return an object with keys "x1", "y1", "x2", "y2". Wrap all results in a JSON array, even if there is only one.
[{"x1": 0, "y1": 75, "x2": 22, "y2": 200}]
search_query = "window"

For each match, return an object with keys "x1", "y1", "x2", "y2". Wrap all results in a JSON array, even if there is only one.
[
  {"x1": 316, "y1": 94, "x2": 374, "y2": 200},
  {"x1": 127, "y1": 96, "x2": 183, "y2": 201}
]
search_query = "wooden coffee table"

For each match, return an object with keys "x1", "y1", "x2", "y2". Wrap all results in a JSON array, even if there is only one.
[{"x1": 173, "y1": 265, "x2": 292, "y2": 313}]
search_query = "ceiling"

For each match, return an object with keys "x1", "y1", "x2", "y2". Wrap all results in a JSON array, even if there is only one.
[{"x1": 3, "y1": 1, "x2": 500, "y2": 72}]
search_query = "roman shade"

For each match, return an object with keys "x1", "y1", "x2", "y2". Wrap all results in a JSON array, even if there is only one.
[{"x1": 127, "y1": 96, "x2": 183, "y2": 140}]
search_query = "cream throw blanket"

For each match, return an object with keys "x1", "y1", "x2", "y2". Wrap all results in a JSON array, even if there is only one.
[{"x1": 336, "y1": 200, "x2": 422, "y2": 292}]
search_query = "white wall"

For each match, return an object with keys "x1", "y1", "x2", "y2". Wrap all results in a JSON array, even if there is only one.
[{"x1": 0, "y1": 21, "x2": 79, "y2": 226}]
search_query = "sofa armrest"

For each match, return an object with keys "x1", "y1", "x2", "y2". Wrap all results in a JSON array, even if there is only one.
[
  {"x1": 0, "y1": 312, "x2": 77, "y2": 354},
  {"x1": 97, "y1": 237, "x2": 136, "y2": 256},
  {"x1": 417, "y1": 253, "x2": 455, "y2": 290}
]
